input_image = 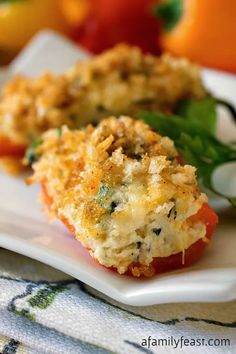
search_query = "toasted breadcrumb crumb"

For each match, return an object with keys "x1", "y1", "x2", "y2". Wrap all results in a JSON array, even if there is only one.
[
  {"x1": 30, "y1": 116, "x2": 207, "y2": 275},
  {"x1": 0, "y1": 44, "x2": 207, "y2": 146}
]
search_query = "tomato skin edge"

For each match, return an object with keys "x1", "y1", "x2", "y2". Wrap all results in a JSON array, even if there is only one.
[
  {"x1": 126, "y1": 203, "x2": 218, "y2": 277},
  {"x1": 0, "y1": 136, "x2": 27, "y2": 158}
]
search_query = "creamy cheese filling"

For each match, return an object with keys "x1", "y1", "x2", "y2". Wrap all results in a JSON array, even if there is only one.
[
  {"x1": 31, "y1": 117, "x2": 209, "y2": 275},
  {"x1": 57, "y1": 155, "x2": 207, "y2": 274}
]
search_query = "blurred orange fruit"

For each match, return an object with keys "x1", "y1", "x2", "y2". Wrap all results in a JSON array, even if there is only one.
[
  {"x1": 60, "y1": 0, "x2": 92, "y2": 26},
  {"x1": 0, "y1": 0, "x2": 70, "y2": 51},
  {"x1": 156, "y1": 0, "x2": 236, "y2": 72}
]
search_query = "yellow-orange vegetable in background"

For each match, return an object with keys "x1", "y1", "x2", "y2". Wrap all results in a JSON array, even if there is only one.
[
  {"x1": 0, "y1": 0, "x2": 69, "y2": 51},
  {"x1": 60, "y1": 0, "x2": 91, "y2": 26},
  {"x1": 156, "y1": 0, "x2": 236, "y2": 72}
]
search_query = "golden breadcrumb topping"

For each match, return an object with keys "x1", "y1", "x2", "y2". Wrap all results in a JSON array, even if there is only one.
[
  {"x1": 0, "y1": 44, "x2": 207, "y2": 145},
  {"x1": 30, "y1": 116, "x2": 207, "y2": 275}
]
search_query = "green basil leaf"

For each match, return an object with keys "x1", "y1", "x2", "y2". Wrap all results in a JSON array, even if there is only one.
[
  {"x1": 140, "y1": 110, "x2": 236, "y2": 206},
  {"x1": 176, "y1": 97, "x2": 217, "y2": 134},
  {"x1": 153, "y1": 0, "x2": 183, "y2": 31}
]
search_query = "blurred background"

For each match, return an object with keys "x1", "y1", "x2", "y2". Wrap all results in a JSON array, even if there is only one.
[{"x1": 0, "y1": 0, "x2": 235, "y2": 72}]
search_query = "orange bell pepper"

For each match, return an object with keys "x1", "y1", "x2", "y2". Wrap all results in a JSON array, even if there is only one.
[
  {"x1": 155, "y1": 0, "x2": 236, "y2": 72},
  {"x1": 59, "y1": 0, "x2": 92, "y2": 27},
  {"x1": 0, "y1": 0, "x2": 70, "y2": 51}
]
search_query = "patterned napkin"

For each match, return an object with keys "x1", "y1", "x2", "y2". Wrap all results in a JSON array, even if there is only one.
[
  {"x1": 0, "y1": 32, "x2": 235, "y2": 354},
  {"x1": 0, "y1": 249, "x2": 235, "y2": 354}
]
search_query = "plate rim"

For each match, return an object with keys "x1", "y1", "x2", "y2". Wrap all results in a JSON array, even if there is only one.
[{"x1": 0, "y1": 31, "x2": 236, "y2": 306}]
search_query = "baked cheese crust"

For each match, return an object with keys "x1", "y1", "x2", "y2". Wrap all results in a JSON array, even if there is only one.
[
  {"x1": 30, "y1": 116, "x2": 208, "y2": 276},
  {"x1": 0, "y1": 44, "x2": 207, "y2": 146}
]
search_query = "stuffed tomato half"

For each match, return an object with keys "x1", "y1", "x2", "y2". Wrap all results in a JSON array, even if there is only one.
[
  {"x1": 0, "y1": 45, "x2": 206, "y2": 163},
  {"x1": 29, "y1": 116, "x2": 218, "y2": 277}
]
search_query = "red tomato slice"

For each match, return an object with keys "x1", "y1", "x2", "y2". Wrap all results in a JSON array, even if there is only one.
[
  {"x1": 41, "y1": 180, "x2": 54, "y2": 208},
  {"x1": 41, "y1": 181, "x2": 218, "y2": 277},
  {"x1": 188, "y1": 202, "x2": 219, "y2": 238},
  {"x1": 0, "y1": 136, "x2": 26, "y2": 157},
  {"x1": 41, "y1": 181, "x2": 77, "y2": 234},
  {"x1": 128, "y1": 203, "x2": 218, "y2": 276}
]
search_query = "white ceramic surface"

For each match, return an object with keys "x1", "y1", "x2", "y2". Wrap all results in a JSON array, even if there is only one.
[{"x1": 0, "y1": 31, "x2": 235, "y2": 306}]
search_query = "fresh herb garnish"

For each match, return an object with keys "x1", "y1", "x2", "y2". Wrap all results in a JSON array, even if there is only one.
[
  {"x1": 167, "y1": 204, "x2": 177, "y2": 219},
  {"x1": 0, "y1": 0, "x2": 25, "y2": 3},
  {"x1": 96, "y1": 185, "x2": 110, "y2": 200},
  {"x1": 95, "y1": 184, "x2": 117, "y2": 213},
  {"x1": 176, "y1": 95, "x2": 236, "y2": 130},
  {"x1": 134, "y1": 98, "x2": 155, "y2": 106},
  {"x1": 176, "y1": 97, "x2": 217, "y2": 134},
  {"x1": 153, "y1": 0, "x2": 183, "y2": 32},
  {"x1": 57, "y1": 127, "x2": 62, "y2": 138},
  {"x1": 137, "y1": 241, "x2": 142, "y2": 249},
  {"x1": 110, "y1": 201, "x2": 118, "y2": 213},
  {"x1": 152, "y1": 228, "x2": 162, "y2": 236},
  {"x1": 25, "y1": 139, "x2": 43, "y2": 165},
  {"x1": 69, "y1": 113, "x2": 80, "y2": 123},
  {"x1": 96, "y1": 104, "x2": 106, "y2": 112},
  {"x1": 140, "y1": 110, "x2": 236, "y2": 206}
]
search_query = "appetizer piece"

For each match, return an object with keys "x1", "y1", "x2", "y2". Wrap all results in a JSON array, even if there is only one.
[
  {"x1": 29, "y1": 116, "x2": 218, "y2": 277},
  {"x1": 0, "y1": 44, "x2": 207, "y2": 158}
]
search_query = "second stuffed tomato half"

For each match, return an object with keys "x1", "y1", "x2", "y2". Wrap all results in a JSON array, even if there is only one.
[{"x1": 28, "y1": 116, "x2": 218, "y2": 277}]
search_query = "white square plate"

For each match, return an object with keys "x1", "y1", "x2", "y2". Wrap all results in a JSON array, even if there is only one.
[{"x1": 0, "y1": 31, "x2": 235, "y2": 306}]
